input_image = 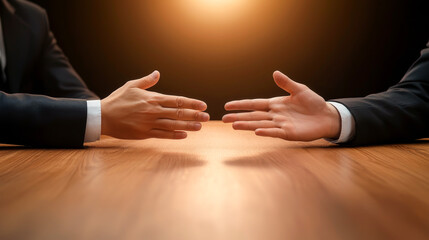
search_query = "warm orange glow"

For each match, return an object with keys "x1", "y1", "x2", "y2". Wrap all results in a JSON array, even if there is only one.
[
  {"x1": 181, "y1": 0, "x2": 252, "y2": 24},
  {"x1": 192, "y1": 0, "x2": 245, "y2": 9},
  {"x1": 143, "y1": 1, "x2": 289, "y2": 60},
  {"x1": 185, "y1": 0, "x2": 248, "y2": 17}
]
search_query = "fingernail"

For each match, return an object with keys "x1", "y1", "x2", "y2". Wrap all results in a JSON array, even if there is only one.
[
  {"x1": 193, "y1": 123, "x2": 202, "y2": 129},
  {"x1": 222, "y1": 115, "x2": 230, "y2": 122},
  {"x1": 199, "y1": 102, "x2": 207, "y2": 110},
  {"x1": 176, "y1": 132, "x2": 187, "y2": 139},
  {"x1": 200, "y1": 113, "x2": 210, "y2": 121},
  {"x1": 151, "y1": 70, "x2": 159, "y2": 78}
]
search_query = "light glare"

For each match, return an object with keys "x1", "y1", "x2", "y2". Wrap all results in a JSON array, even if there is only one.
[{"x1": 185, "y1": 0, "x2": 248, "y2": 20}]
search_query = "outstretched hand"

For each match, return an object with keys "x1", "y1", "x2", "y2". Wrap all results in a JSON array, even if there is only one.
[
  {"x1": 223, "y1": 71, "x2": 341, "y2": 141},
  {"x1": 101, "y1": 71, "x2": 210, "y2": 140}
]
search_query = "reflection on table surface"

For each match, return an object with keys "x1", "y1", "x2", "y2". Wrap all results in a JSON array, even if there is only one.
[{"x1": 1, "y1": 121, "x2": 429, "y2": 240}]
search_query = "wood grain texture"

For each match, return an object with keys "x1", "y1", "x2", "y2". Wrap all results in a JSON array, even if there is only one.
[{"x1": 0, "y1": 121, "x2": 429, "y2": 240}]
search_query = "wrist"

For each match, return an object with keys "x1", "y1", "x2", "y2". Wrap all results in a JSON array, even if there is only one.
[{"x1": 325, "y1": 102, "x2": 341, "y2": 139}]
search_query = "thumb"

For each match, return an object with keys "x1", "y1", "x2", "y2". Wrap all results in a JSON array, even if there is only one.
[
  {"x1": 273, "y1": 71, "x2": 304, "y2": 95},
  {"x1": 132, "y1": 70, "x2": 160, "y2": 89}
]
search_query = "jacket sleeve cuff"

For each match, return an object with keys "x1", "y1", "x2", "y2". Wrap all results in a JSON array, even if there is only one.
[
  {"x1": 84, "y1": 100, "x2": 101, "y2": 142},
  {"x1": 325, "y1": 101, "x2": 356, "y2": 144}
]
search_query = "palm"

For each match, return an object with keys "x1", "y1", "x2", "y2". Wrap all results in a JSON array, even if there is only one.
[
  {"x1": 223, "y1": 71, "x2": 340, "y2": 141},
  {"x1": 269, "y1": 89, "x2": 332, "y2": 140}
]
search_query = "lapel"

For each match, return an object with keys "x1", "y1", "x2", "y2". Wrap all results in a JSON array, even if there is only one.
[{"x1": 1, "y1": 0, "x2": 33, "y2": 92}]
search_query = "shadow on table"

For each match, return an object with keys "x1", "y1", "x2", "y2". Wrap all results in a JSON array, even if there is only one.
[
  {"x1": 223, "y1": 149, "x2": 310, "y2": 169},
  {"x1": 88, "y1": 147, "x2": 207, "y2": 172},
  {"x1": 222, "y1": 144, "x2": 361, "y2": 169},
  {"x1": 151, "y1": 152, "x2": 207, "y2": 171}
]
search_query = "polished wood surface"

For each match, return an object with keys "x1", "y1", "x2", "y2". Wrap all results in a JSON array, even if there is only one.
[{"x1": 0, "y1": 121, "x2": 429, "y2": 240}]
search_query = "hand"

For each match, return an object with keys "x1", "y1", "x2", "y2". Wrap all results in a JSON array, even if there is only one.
[
  {"x1": 223, "y1": 71, "x2": 341, "y2": 141},
  {"x1": 101, "y1": 71, "x2": 210, "y2": 140}
]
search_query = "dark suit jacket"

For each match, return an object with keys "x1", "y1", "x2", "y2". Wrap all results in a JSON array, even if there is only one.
[
  {"x1": 0, "y1": 0, "x2": 98, "y2": 147},
  {"x1": 333, "y1": 41, "x2": 429, "y2": 146}
]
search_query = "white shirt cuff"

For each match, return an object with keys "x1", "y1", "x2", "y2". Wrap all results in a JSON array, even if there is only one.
[
  {"x1": 84, "y1": 100, "x2": 101, "y2": 142},
  {"x1": 326, "y1": 101, "x2": 356, "y2": 144}
]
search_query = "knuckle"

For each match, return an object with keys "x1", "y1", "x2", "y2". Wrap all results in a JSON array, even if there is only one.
[
  {"x1": 147, "y1": 96, "x2": 161, "y2": 105},
  {"x1": 144, "y1": 105, "x2": 161, "y2": 115},
  {"x1": 298, "y1": 83, "x2": 308, "y2": 90},
  {"x1": 194, "y1": 111, "x2": 200, "y2": 120},
  {"x1": 137, "y1": 99, "x2": 147, "y2": 108},
  {"x1": 176, "y1": 109, "x2": 184, "y2": 119},
  {"x1": 155, "y1": 95, "x2": 163, "y2": 101},
  {"x1": 151, "y1": 93, "x2": 162, "y2": 101},
  {"x1": 126, "y1": 80, "x2": 135, "y2": 86},
  {"x1": 176, "y1": 97, "x2": 184, "y2": 108}
]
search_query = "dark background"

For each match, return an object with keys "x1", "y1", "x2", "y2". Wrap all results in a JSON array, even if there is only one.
[{"x1": 31, "y1": 0, "x2": 429, "y2": 119}]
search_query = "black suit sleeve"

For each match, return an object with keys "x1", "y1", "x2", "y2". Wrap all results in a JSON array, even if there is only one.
[
  {"x1": 0, "y1": 92, "x2": 87, "y2": 147},
  {"x1": 0, "y1": 3, "x2": 98, "y2": 147},
  {"x1": 333, "y1": 43, "x2": 429, "y2": 146},
  {"x1": 37, "y1": 9, "x2": 98, "y2": 100}
]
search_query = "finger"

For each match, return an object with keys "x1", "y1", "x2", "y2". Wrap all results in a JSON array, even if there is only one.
[
  {"x1": 147, "y1": 129, "x2": 187, "y2": 139},
  {"x1": 233, "y1": 121, "x2": 276, "y2": 131},
  {"x1": 273, "y1": 71, "x2": 305, "y2": 95},
  {"x1": 130, "y1": 70, "x2": 160, "y2": 89},
  {"x1": 154, "y1": 119, "x2": 202, "y2": 131},
  {"x1": 162, "y1": 108, "x2": 210, "y2": 121},
  {"x1": 157, "y1": 95, "x2": 207, "y2": 111},
  {"x1": 255, "y1": 128, "x2": 286, "y2": 139},
  {"x1": 222, "y1": 111, "x2": 271, "y2": 123},
  {"x1": 224, "y1": 99, "x2": 270, "y2": 111}
]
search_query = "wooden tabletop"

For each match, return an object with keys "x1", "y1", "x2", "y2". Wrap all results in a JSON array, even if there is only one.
[{"x1": 0, "y1": 121, "x2": 429, "y2": 240}]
